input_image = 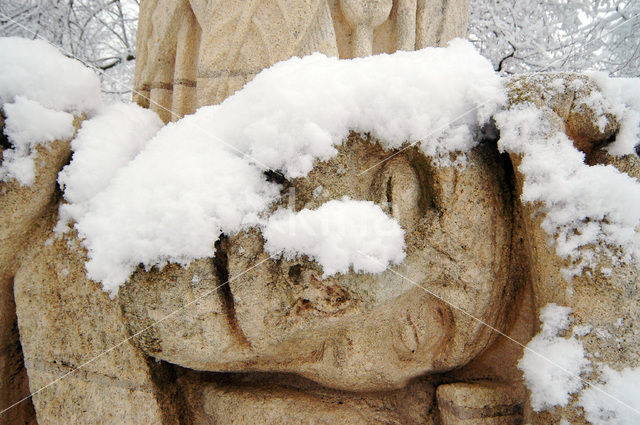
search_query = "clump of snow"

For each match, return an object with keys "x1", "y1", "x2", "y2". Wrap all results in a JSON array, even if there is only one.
[
  {"x1": 1, "y1": 96, "x2": 75, "y2": 185},
  {"x1": 3, "y1": 97, "x2": 75, "y2": 147},
  {"x1": 0, "y1": 37, "x2": 103, "y2": 186},
  {"x1": 495, "y1": 105, "x2": 640, "y2": 273},
  {"x1": 64, "y1": 113, "x2": 280, "y2": 294},
  {"x1": 57, "y1": 103, "x2": 164, "y2": 231},
  {"x1": 56, "y1": 39, "x2": 503, "y2": 293},
  {"x1": 587, "y1": 73, "x2": 640, "y2": 156},
  {"x1": 0, "y1": 37, "x2": 101, "y2": 113},
  {"x1": 518, "y1": 305, "x2": 640, "y2": 423},
  {"x1": 518, "y1": 303, "x2": 590, "y2": 411},
  {"x1": 578, "y1": 366, "x2": 640, "y2": 425},
  {"x1": 263, "y1": 199, "x2": 406, "y2": 277},
  {"x1": 198, "y1": 38, "x2": 505, "y2": 178},
  {"x1": 539, "y1": 303, "x2": 573, "y2": 337}
]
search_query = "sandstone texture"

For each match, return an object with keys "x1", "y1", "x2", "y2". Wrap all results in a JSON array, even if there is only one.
[
  {"x1": 507, "y1": 73, "x2": 619, "y2": 154},
  {"x1": 436, "y1": 381, "x2": 526, "y2": 425},
  {"x1": 505, "y1": 73, "x2": 640, "y2": 424},
  {"x1": 179, "y1": 371, "x2": 438, "y2": 425},
  {"x1": 120, "y1": 137, "x2": 523, "y2": 392},
  {"x1": 13, "y1": 219, "x2": 180, "y2": 425},
  {"x1": 2, "y1": 0, "x2": 639, "y2": 423},
  {"x1": 0, "y1": 117, "x2": 80, "y2": 425},
  {"x1": 134, "y1": 0, "x2": 470, "y2": 121},
  {"x1": 4, "y1": 75, "x2": 637, "y2": 425}
]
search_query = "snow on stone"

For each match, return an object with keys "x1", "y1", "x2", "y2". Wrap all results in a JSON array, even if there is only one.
[
  {"x1": 263, "y1": 199, "x2": 406, "y2": 277},
  {"x1": 195, "y1": 38, "x2": 505, "y2": 178},
  {"x1": 56, "y1": 40, "x2": 503, "y2": 293},
  {"x1": 1, "y1": 96, "x2": 75, "y2": 185},
  {"x1": 3, "y1": 97, "x2": 75, "y2": 147},
  {"x1": 57, "y1": 103, "x2": 164, "y2": 231},
  {"x1": 68, "y1": 114, "x2": 280, "y2": 294},
  {"x1": 578, "y1": 366, "x2": 640, "y2": 425},
  {"x1": 0, "y1": 37, "x2": 102, "y2": 186},
  {"x1": 518, "y1": 303, "x2": 590, "y2": 411},
  {"x1": 587, "y1": 73, "x2": 640, "y2": 156},
  {"x1": 0, "y1": 37, "x2": 102, "y2": 113},
  {"x1": 495, "y1": 105, "x2": 640, "y2": 274},
  {"x1": 539, "y1": 303, "x2": 573, "y2": 337}
]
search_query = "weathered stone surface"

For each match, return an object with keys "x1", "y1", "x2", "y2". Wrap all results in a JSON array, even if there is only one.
[
  {"x1": 13, "y1": 215, "x2": 179, "y2": 425},
  {"x1": 119, "y1": 257, "x2": 246, "y2": 369},
  {"x1": 125, "y1": 73, "x2": 638, "y2": 422},
  {"x1": 506, "y1": 74, "x2": 619, "y2": 154},
  {"x1": 436, "y1": 381, "x2": 526, "y2": 425},
  {"x1": 120, "y1": 136, "x2": 521, "y2": 392},
  {"x1": 134, "y1": 0, "x2": 470, "y2": 121},
  {"x1": 0, "y1": 119, "x2": 78, "y2": 425},
  {"x1": 5, "y1": 1, "x2": 637, "y2": 422},
  {"x1": 506, "y1": 77, "x2": 640, "y2": 425},
  {"x1": 178, "y1": 370, "x2": 437, "y2": 425}
]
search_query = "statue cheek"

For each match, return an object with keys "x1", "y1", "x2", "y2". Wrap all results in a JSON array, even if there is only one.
[{"x1": 393, "y1": 295, "x2": 454, "y2": 363}]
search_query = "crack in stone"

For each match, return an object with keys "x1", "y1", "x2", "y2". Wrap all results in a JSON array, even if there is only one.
[{"x1": 212, "y1": 236, "x2": 252, "y2": 348}]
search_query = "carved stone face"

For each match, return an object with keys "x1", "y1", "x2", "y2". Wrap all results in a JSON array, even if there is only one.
[{"x1": 120, "y1": 135, "x2": 514, "y2": 391}]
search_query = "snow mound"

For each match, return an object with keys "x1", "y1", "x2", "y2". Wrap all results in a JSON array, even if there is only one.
[
  {"x1": 193, "y1": 38, "x2": 505, "y2": 178},
  {"x1": 518, "y1": 303, "x2": 590, "y2": 411},
  {"x1": 263, "y1": 199, "x2": 406, "y2": 277},
  {"x1": 0, "y1": 37, "x2": 101, "y2": 113},
  {"x1": 57, "y1": 103, "x2": 164, "y2": 227},
  {"x1": 57, "y1": 39, "x2": 503, "y2": 294},
  {"x1": 0, "y1": 37, "x2": 103, "y2": 186},
  {"x1": 587, "y1": 73, "x2": 640, "y2": 156},
  {"x1": 1, "y1": 97, "x2": 75, "y2": 185},
  {"x1": 495, "y1": 105, "x2": 640, "y2": 275}
]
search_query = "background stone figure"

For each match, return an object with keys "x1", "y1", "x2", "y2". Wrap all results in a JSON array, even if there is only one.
[{"x1": 133, "y1": 0, "x2": 469, "y2": 121}]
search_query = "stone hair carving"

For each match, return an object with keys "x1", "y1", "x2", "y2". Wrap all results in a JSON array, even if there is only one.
[{"x1": 133, "y1": 0, "x2": 469, "y2": 121}]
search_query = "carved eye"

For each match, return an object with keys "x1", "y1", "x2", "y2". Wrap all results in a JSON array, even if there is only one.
[{"x1": 372, "y1": 157, "x2": 421, "y2": 229}]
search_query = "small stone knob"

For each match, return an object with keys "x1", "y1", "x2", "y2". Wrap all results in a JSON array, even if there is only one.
[{"x1": 340, "y1": 0, "x2": 393, "y2": 57}]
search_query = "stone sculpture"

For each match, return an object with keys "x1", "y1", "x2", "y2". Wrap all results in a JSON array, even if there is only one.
[
  {"x1": 9, "y1": 73, "x2": 637, "y2": 424},
  {"x1": 1, "y1": 1, "x2": 639, "y2": 425},
  {"x1": 133, "y1": 0, "x2": 469, "y2": 120}
]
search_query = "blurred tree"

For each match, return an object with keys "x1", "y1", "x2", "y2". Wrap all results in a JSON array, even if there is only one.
[
  {"x1": 0, "y1": 0, "x2": 139, "y2": 100},
  {"x1": 469, "y1": 0, "x2": 640, "y2": 76}
]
